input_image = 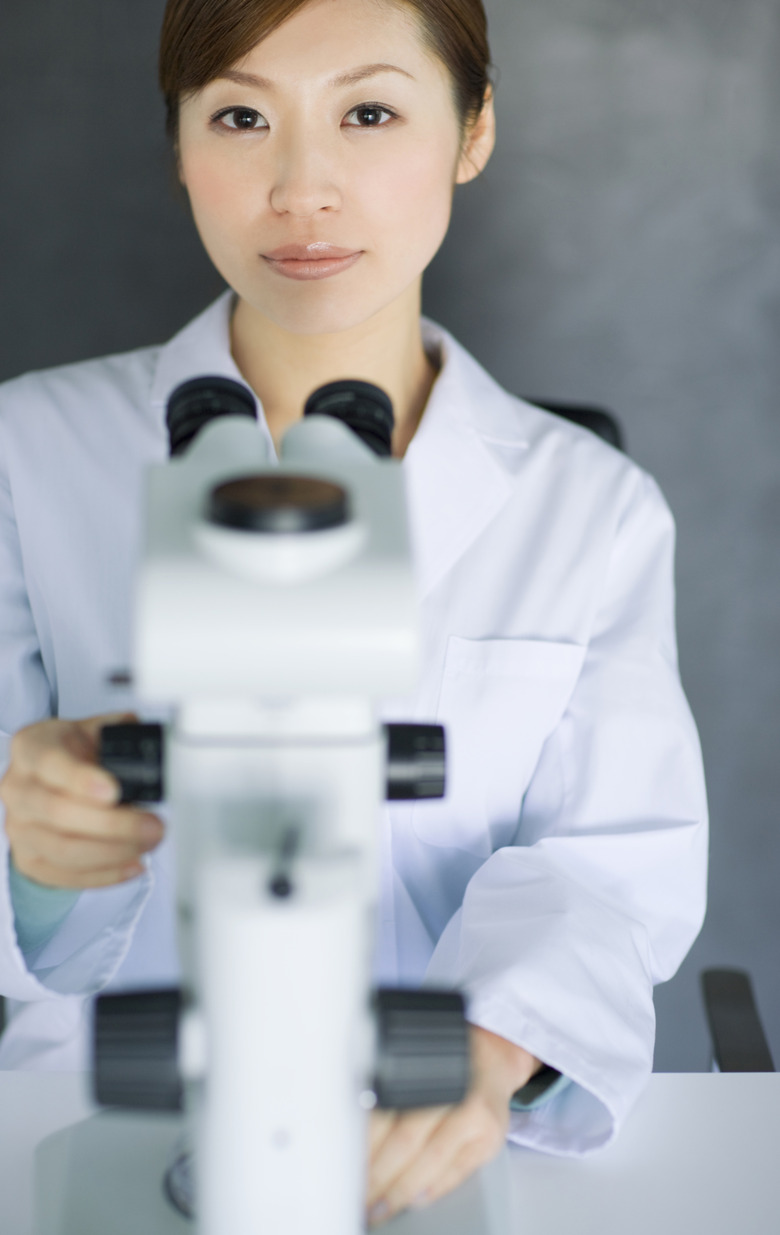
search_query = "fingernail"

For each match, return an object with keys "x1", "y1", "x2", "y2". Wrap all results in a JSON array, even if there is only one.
[
  {"x1": 368, "y1": 1201, "x2": 390, "y2": 1226},
  {"x1": 90, "y1": 777, "x2": 117, "y2": 802},
  {"x1": 411, "y1": 1190, "x2": 431, "y2": 1209},
  {"x1": 123, "y1": 864, "x2": 144, "y2": 880}
]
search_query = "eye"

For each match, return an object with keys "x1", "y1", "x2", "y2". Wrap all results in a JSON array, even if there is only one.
[
  {"x1": 344, "y1": 104, "x2": 397, "y2": 129},
  {"x1": 212, "y1": 107, "x2": 267, "y2": 132}
]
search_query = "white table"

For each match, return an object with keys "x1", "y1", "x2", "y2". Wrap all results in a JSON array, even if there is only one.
[{"x1": 3, "y1": 1073, "x2": 780, "y2": 1235}]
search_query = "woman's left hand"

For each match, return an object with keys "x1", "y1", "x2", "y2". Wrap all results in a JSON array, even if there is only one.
[{"x1": 366, "y1": 1025, "x2": 541, "y2": 1227}]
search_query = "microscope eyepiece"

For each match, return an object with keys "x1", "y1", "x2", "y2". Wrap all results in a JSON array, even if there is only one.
[
  {"x1": 304, "y1": 380, "x2": 394, "y2": 457},
  {"x1": 166, "y1": 376, "x2": 258, "y2": 457}
]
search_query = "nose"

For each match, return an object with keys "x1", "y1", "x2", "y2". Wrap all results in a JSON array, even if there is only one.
[{"x1": 269, "y1": 129, "x2": 342, "y2": 217}]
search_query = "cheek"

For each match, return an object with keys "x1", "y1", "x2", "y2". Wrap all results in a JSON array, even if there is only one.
[
  {"x1": 366, "y1": 144, "x2": 457, "y2": 256},
  {"x1": 180, "y1": 149, "x2": 259, "y2": 233}
]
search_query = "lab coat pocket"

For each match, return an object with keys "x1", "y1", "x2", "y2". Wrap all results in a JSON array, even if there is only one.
[{"x1": 412, "y1": 636, "x2": 586, "y2": 855}]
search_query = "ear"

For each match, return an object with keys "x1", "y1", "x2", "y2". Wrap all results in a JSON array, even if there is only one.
[{"x1": 455, "y1": 85, "x2": 496, "y2": 185}]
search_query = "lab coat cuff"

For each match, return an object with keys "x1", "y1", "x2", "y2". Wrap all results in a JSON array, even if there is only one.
[
  {"x1": 0, "y1": 835, "x2": 154, "y2": 1000},
  {"x1": 464, "y1": 993, "x2": 647, "y2": 1155},
  {"x1": 28, "y1": 865, "x2": 155, "y2": 997}
]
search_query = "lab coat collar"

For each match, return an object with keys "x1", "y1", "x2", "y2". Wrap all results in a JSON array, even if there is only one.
[
  {"x1": 150, "y1": 292, "x2": 249, "y2": 410},
  {"x1": 150, "y1": 291, "x2": 530, "y2": 598}
]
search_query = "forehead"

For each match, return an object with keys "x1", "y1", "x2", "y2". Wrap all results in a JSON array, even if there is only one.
[{"x1": 223, "y1": 0, "x2": 446, "y2": 89}]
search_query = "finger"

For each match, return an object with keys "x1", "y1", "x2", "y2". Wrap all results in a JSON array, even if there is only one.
[
  {"x1": 366, "y1": 1105, "x2": 449, "y2": 1209},
  {"x1": 17, "y1": 741, "x2": 118, "y2": 805},
  {"x1": 418, "y1": 1136, "x2": 500, "y2": 1211},
  {"x1": 72, "y1": 712, "x2": 139, "y2": 742},
  {"x1": 12, "y1": 854, "x2": 146, "y2": 891},
  {"x1": 64, "y1": 712, "x2": 142, "y2": 782},
  {"x1": 371, "y1": 1098, "x2": 505, "y2": 1223},
  {"x1": 12, "y1": 713, "x2": 137, "y2": 773},
  {"x1": 13, "y1": 821, "x2": 158, "y2": 874},
  {"x1": 3, "y1": 780, "x2": 163, "y2": 846},
  {"x1": 13, "y1": 714, "x2": 137, "y2": 803},
  {"x1": 371, "y1": 1107, "x2": 465, "y2": 1220},
  {"x1": 368, "y1": 1110, "x2": 398, "y2": 1159}
]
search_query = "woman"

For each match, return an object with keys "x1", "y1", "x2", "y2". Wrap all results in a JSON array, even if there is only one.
[{"x1": 0, "y1": 0, "x2": 708, "y2": 1225}]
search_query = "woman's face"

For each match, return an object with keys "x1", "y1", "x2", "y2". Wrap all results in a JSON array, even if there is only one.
[{"x1": 177, "y1": 0, "x2": 493, "y2": 337}]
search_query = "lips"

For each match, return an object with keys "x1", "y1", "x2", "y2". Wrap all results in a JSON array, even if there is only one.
[{"x1": 264, "y1": 243, "x2": 361, "y2": 261}]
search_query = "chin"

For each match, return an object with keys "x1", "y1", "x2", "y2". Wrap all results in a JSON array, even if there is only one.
[{"x1": 243, "y1": 291, "x2": 401, "y2": 339}]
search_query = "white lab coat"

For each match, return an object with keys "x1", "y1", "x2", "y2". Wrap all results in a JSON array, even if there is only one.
[{"x1": 0, "y1": 292, "x2": 707, "y2": 1155}]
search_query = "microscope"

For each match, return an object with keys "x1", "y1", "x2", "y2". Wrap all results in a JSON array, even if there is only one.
[{"x1": 31, "y1": 375, "x2": 508, "y2": 1235}]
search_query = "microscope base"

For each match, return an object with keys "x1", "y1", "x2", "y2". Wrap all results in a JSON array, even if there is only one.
[{"x1": 35, "y1": 1111, "x2": 511, "y2": 1235}]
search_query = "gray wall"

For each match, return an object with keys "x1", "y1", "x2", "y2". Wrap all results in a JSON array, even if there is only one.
[{"x1": 1, "y1": 1, "x2": 779, "y2": 1071}]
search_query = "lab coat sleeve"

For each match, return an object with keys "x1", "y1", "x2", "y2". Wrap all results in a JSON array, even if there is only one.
[
  {"x1": 424, "y1": 469, "x2": 708, "y2": 1155},
  {"x1": 0, "y1": 420, "x2": 151, "y2": 1009}
]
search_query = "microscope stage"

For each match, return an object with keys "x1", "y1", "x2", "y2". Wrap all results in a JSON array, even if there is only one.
[{"x1": 35, "y1": 1111, "x2": 511, "y2": 1235}]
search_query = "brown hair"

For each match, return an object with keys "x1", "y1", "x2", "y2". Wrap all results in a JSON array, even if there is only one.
[{"x1": 159, "y1": 0, "x2": 494, "y2": 146}]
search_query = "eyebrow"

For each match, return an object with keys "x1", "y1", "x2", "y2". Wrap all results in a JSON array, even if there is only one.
[{"x1": 217, "y1": 63, "x2": 415, "y2": 91}]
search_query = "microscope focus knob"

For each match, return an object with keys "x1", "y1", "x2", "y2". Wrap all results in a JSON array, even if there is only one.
[
  {"x1": 99, "y1": 723, "x2": 165, "y2": 804},
  {"x1": 385, "y1": 724, "x2": 446, "y2": 800},
  {"x1": 93, "y1": 987, "x2": 183, "y2": 1111},
  {"x1": 373, "y1": 988, "x2": 470, "y2": 1110}
]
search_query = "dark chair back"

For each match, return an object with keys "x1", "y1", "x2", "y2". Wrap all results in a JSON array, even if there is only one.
[
  {"x1": 525, "y1": 399, "x2": 625, "y2": 453},
  {"x1": 701, "y1": 969, "x2": 775, "y2": 1072}
]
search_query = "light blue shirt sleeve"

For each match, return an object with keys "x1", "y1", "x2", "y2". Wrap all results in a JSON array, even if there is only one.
[{"x1": 8, "y1": 860, "x2": 81, "y2": 955}]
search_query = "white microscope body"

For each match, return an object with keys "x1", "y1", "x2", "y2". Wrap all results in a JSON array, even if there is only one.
[
  {"x1": 90, "y1": 383, "x2": 467, "y2": 1235},
  {"x1": 150, "y1": 410, "x2": 415, "y2": 1235}
]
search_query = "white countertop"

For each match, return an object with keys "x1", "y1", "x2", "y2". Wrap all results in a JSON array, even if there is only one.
[{"x1": 3, "y1": 1072, "x2": 780, "y2": 1235}]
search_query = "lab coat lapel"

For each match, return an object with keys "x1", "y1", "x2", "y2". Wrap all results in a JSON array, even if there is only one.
[
  {"x1": 149, "y1": 292, "x2": 279, "y2": 458},
  {"x1": 149, "y1": 292, "x2": 250, "y2": 411},
  {"x1": 406, "y1": 321, "x2": 529, "y2": 599}
]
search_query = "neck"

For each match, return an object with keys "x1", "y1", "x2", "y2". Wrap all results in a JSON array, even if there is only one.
[{"x1": 230, "y1": 286, "x2": 440, "y2": 458}]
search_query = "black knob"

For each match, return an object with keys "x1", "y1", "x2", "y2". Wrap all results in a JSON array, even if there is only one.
[
  {"x1": 385, "y1": 724, "x2": 446, "y2": 801},
  {"x1": 99, "y1": 723, "x2": 165, "y2": 804},
  {"x1": 166, "y1": 376, "x2": 257, "y2": 458},
  {"x1": 373, "y1": 988, "x2": 470, "y2": 1109},
  {"x1": 304, "y1": 380, "x2": 394, "y2": 457},
  {"x1": 93, "y1": 987, "x2": 183, "y2": 1111}
]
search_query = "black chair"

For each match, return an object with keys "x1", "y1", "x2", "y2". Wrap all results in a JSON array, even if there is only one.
[
  {"x1": 700, "y1": 969, "x2": 775, "y2": 1072},
  {"x1": 525, "y1": 399, "x2": 626, "y2": 453}
]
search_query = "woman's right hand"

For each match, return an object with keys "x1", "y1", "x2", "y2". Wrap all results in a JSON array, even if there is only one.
[{"x1": 0, "y1": 713, "x2": 165, "y2": 890}]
